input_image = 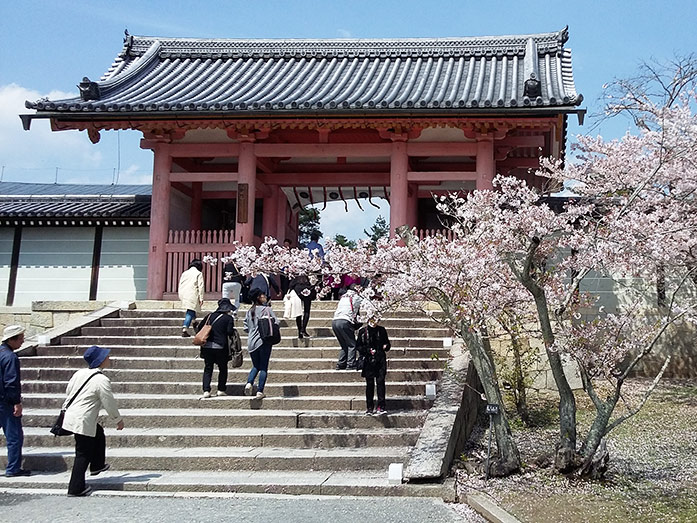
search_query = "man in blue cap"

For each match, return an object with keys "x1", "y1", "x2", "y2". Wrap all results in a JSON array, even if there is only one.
[
  {"x1": 62, "y1": 345, "x2": 124, "y2": 496},
  {"x1": 0, "y1": 324, "x2": 30, "y2": 477}
]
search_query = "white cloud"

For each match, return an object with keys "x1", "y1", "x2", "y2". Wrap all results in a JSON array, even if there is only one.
[
  {"x1": 337, "y1": 29, "x2": 353, "y2": 38},
  {"x1": 0, "y1": 83, "x2": 151, "y2": 185}
]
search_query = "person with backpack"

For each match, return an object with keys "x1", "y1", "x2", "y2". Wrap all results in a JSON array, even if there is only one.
[
  {"x1": 194, "y1": 298, "x2": 237, "y2": 398},
  {"x1": 243, "y1": 288, "x2": 279, "y2": 399},
  {"x1": 178, "y1": 259, "x2": 205, "y2": 337},
  {"x1": 356, "y1": 317, "x2": 391, "y2": 415},
  {"x1": 244, "y1": 272, "x2": 280, "y2": 304}
]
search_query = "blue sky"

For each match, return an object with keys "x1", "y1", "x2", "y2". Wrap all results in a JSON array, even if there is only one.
[{"x1": 2, "y1": 0, "x2": 696, "y2": 241}]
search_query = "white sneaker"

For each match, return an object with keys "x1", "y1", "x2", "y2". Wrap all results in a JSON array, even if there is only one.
[
  {"x1": 244, "y1": 383, "x2": 253, "y2": 396},
  {"x1": 216, "y1": 390, "x2": 228, "y2": 397},
  {"x1": 255, "y1": 391, "x2": 265, "y2": 399},
  {"x1": 202, "y1": 391, "x2": 211, "y2": 399}
]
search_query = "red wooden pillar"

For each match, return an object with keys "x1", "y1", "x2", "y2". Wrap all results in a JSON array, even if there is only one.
[
  {"x1": 476, "y1": 134, "x2": 495, "y2": 190},
  {"x1": 261, "y1": 184, "x2": 279, "y2": 240},
  {"x1": 407, "y1": 183, "x2": 419, "y2": 231},
  {"x1": 275, "y1": 189, "x2": 288, "y2": 242},
  {"x1": 147, "y1": 142, "x2": 172, "y2": 299},
  {"x1": 191, "y1": 182, "x2": 203, "y2": 230},
  {"x1": 389, "y1": 139, "x2": 408, "y2": 237},
  {"x1": 236, "y1": 140, "x2": 256, "y2": 244}
]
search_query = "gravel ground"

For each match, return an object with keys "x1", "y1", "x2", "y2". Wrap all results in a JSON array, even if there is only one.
[
  {"x1": 454, "y1": 378, "x2": 697, "y2": 522},
  {"x1": 0, "y1": 491, "x2": 473, "y2": 523}
]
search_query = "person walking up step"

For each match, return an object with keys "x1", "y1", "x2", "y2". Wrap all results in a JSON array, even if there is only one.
[
  {"x1": 331, "y1": 284, "x2": 362, "y2": 370},
  {"x1": 63, "y1": 345, "x2": 124, "y2": 497},
  {"x1": 356, "y1": 317, "x2": 391, "y2": 415},
  {"x1": 178, "y1": 259, "x2": 205, "y2": 337},
  {"x1": 243, "y1": 288, "x2": 279, "y2": 399},
  {"x1": 288, "y1": 273, "x2": 316, "y2": 339},
  {"x1": 195, "y1": 298, "x2": 236, "y2": 398}
]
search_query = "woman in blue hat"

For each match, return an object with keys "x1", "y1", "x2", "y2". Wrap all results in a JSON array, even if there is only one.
[{"x1": 61, "y1": 345, "x2": 124, "y2": 496}]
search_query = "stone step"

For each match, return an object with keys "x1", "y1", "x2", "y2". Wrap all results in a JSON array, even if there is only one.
[
  {"x1": 22, "y1": 367, "x2": 443, "y2": 384},
  {"x1": 119, "y1": 308, "x2": 436, "y2": 319},
  {"x1": 19, "y1": 356, "x2": 445, "y2": 371},
  {"x1": 23, "y1": 408, "x2": 425, "y2": 430},
  {"x1": 19, "y1": 445, "x2": 412, "y2": 472},
  {"x1": 21, "y1": 380, "x2": 433, "y2": 397},
  {"x1": 0, "y1": 469, "x2": 455, "y2": 498},
  {"x1": 23, "y1": 426, "x2": 420, "y2": 448},
  {"x1": 59, "y1": 335, "x2": 444, "y2": 348},
  {"x1": 21, "y1": 393, "x2": 434, "y2": 411},
  {"x1": 101, "y1": 317, "x2": 445, "y2": 329},
  {"x1": 36, "y1": 345, "x2": 450, "y2": 359},
  {"x1": 80, "y1": 326, "x2": 449, "y2": 337}
]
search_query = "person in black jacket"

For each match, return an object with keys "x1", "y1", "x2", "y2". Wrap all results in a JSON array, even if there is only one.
[
  {"x1": 244, "y1": 273, "x2": 280, "y2": 303},
  {"x1": 288, "y1": 274, "x2": 316, "y2": 339},
  {"x1": 356, "y1": 318, "x2": 391, "y2": 415},
  {"x1": 195, "y1": 298, "x2": 236, "y2": 398}
]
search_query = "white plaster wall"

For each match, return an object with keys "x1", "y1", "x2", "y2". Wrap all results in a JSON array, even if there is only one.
[
  {"x1": 0, "y1": 229, "x2": 14, "y2": 302},
  {"x1": 169, "y1": 191, "x2": 192, "y2": 231},
  {"x1": 13, "y1": 227, "x2": 94, "y2": 306},
  {"x1": 96, "y1": 227, "x2": 149, "y2": 300}
]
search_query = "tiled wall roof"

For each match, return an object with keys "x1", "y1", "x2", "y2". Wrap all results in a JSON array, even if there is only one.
[{"x1": 27, "y1": 28, "x2": 581, "y2": 115}]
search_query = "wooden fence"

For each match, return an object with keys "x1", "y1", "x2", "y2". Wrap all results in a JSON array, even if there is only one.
[{"x1": 164, "y1": 230, "x2": 236, "y2": 295}]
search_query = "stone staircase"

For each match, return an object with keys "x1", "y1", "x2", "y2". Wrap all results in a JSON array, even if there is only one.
[{"x1": 9, "y1": 301, "x2": 455, "y2": 497}]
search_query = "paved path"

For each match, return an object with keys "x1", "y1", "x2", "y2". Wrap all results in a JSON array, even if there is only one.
[{"x1": 0, "y1": 490, "x2": 483, "y2": 522}]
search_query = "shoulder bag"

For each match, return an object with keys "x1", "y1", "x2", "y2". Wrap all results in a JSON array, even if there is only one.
[
  {"x1": 229, "y1": 328, "x2": 243, "y2": 367},
  {"x1": 50, "y1": 371, "x2": 100, "y2": 436},
  {"x1": 192, "y1": 314, "x2": 223, "y2": 347}
]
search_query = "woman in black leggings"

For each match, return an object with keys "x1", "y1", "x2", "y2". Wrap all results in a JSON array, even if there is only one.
[{"x1": 288, "y1": 274, "x2": 316, "y2": 339}]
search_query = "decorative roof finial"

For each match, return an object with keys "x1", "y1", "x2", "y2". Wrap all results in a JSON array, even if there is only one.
[
  {"x1": 78, "y1": 77, "x2": 101, "y2": 101},
  {"x1": 523, "y1": 73, "x2": 541, "y2": 98}
]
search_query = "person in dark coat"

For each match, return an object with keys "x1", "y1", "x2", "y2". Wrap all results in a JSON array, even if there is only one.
[
  {"x1": 0, "y1": 325, "x2": 30, "y2": 477},
  {"x1": 244, "y1": 272, "x2": 280, "y2": 303},
  {"x1": 356, "y1": 318, "x2": 391, "y2": 415},
  {"x1": 288, "y1": 274, "x2": 316, "y2": 339},
  {"x1": 195, "y1": 298, "x2": 236, "y2": 398}
]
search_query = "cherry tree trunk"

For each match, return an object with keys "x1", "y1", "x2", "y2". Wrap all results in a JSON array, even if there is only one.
[
  {"x1": 461, "y1": 328, "x2": 521, "y2": 477},
  {"x1": 528, "y1": 289, "x2": 578, "y2": 472}
]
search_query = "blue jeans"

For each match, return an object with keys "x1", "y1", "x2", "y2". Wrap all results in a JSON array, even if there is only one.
[
  {"x1": 0, "y1": 402, "x2": 24, "y2": 475},
  {"x1": 183, "y1": 309, "x2": 197, "y2": 328},
  {"x1": 247, "y1": 342, "x2": 272, "y2": 392}
]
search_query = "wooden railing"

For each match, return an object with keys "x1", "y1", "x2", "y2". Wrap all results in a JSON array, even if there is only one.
[
  {"x1": 164, "y1": 230, "x2": 236, "y2": 295},
  {"x1": 416, "y1": 228, "x2": 456, "y2": 241}
]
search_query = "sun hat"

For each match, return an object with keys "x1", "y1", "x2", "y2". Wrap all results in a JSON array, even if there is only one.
[
  {"x1": 1, "y1": 325, "x2": 25, "y2": 343},
  {"x1": 83, "y1": 345, "x2": 111, "y2": 369},
  {"x1": 216, "y1": 298, "x2": 235, "y2": 312}
]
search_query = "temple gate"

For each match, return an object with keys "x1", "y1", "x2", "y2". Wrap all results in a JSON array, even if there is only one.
[{"x1": 23, "y1": 28, "x2": 584, "y2": 298}]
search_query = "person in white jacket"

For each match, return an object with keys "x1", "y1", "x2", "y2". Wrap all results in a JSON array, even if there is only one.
[
  {"x1": 62, "y1": 345, "x2": 124, "y2": 497},
  {"x1": 178, "y1": 259, "x2": 205, "y2": 337}
]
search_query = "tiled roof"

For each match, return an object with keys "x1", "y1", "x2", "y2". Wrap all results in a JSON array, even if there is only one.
[
  {"x1": 0, "y1": 183, "x2": 151, "y2": 220},
  {"x1": 0, "y1": 182, "x2": 151, "y2": 197},
  {"x1": 26, "y1": 28, "x2": 581, "y2": 116}
]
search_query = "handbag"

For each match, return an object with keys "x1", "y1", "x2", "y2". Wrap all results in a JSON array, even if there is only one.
[
  {"x1": 229, "y1": 328, "x2": 243, "y2": 368},
  {"x1": 257, "y1": 306, "x2": 282, "y2": 345},
  {"x1": 50, "y1": 371, "x2": 100, "y2": 436},
  {"x1": 192, "y1": 314, "x2": 222, "y2": 346}
]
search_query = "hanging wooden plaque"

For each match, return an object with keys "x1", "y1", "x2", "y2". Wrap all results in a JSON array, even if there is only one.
[{"x1": 237, "y1": 183, "x2": 248, "y2": 223}]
